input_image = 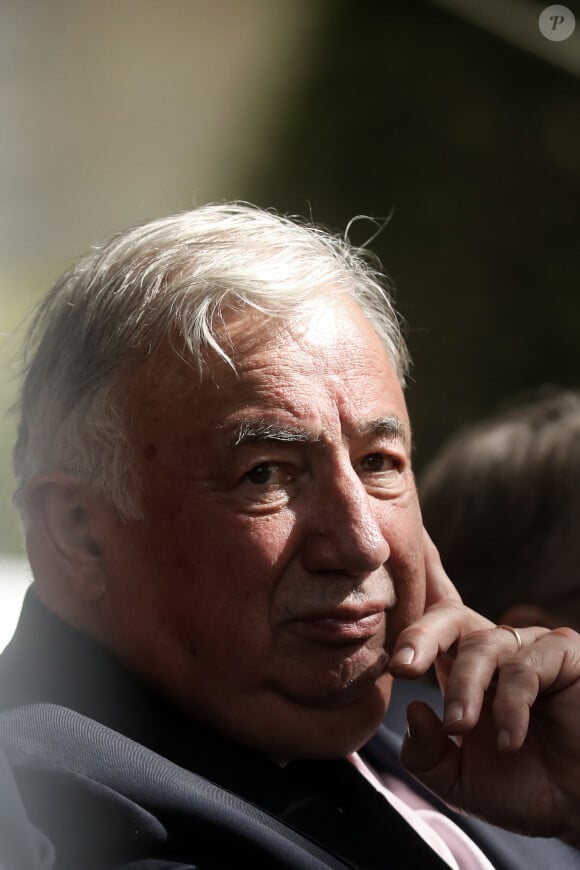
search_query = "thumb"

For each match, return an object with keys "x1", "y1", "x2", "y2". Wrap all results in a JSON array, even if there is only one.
[{"x1": 401, "y1": 701, "x2": 460, "y2": 802}]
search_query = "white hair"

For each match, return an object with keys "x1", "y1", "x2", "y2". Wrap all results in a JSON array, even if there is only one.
[{"x1": 13, "y1": 203, "x2": 410, "y2": 521}]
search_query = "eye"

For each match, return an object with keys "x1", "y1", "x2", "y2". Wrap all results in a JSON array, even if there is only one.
[
  {"x1": 356, "y1": 452, "x2": 406, "y2": 497},
  {"x1": 244, "y1": 462, "x2": 291, "y2": 487},
  {"x1": 359, "y1": 453, "x2": 400, "y2": 473}
]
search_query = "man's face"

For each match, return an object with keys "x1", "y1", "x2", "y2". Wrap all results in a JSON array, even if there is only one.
[{"x1": 96, "y1": 297, "x2": 425, "y2": 760}]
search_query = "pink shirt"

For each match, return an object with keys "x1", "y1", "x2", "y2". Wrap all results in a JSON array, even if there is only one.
[{"x1": 349, "y1": 753, "x2": 496, "y2": 870}]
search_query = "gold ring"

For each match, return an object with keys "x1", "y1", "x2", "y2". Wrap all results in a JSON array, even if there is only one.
[{"x1": 497, "y1": 625, "x2": 523, "y2": 652}]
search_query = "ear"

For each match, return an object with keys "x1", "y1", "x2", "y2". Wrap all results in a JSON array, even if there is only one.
[
  {"x1": 499, "y1": 602, "x2": 560, "y2": 630},
  {"x1": 23, "y1": 473, "x2": 109, "y2": 603}
]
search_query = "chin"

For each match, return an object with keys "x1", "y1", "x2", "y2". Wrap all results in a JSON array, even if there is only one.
[
  {"x1": 275, "y1": 643, "x2": 391, "y2": 710},
  {"x1": 274, "y1": 671, "x2": 393, "y2": 763}
]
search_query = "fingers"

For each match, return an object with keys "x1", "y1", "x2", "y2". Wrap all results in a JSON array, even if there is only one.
[
  {"x1": 389, "y1": 598, "x2": 494, "y2": 677},
  {"x1": 490, "y1": 627, "x2": 580, "y2": 751},
  {"x1": 401, "y1": 702, "x2": 461, "y2": 800},
  {"x1": 399, "y1": 626, "x2": 580, "y2": 837},
  {"x1": 440, "y1": 626, "x2": 580, "y2": 753},
  {"x1": 496, "y1": 625, "x2": 523, "y2": 652},
  {"x1": 422, "y1": 529, "x2": 462, "y2": 607},
  {"x1": 389, "y1": 531, "x2": 493, "y2": 678},
  {"x1": 440, "y1": 625, "x2": 549, "y2": 738},
  {"x1": 393, "y1": 621, "x2": 580, "y2": 753},
  {"x1": 393, "y1": 532, "x2": 580, "y2": 760}
]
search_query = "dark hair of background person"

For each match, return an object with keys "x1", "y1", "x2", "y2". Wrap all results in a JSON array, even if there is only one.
[{"x1": 419, "y1": 388, "x2": 580, "y2": 630}]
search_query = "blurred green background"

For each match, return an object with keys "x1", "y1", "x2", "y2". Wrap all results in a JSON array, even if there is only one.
[{"x1": 2, "y1": 0, "x2": 580, "y2": 556}]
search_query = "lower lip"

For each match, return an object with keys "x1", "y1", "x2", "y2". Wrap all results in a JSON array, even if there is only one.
[{"x1": 289, "y1": 611, "x2": 385, "y2": 644}]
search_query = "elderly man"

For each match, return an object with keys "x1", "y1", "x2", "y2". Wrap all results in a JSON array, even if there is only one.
[{"x1": 1, "y1": 204, "x2": 580, "y2": 869}]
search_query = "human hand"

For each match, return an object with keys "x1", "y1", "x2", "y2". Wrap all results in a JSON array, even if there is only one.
[
  {"x1": 389, "y1": 532, "x2": 580, "y2": 845},
  {"x1": 390, "y1": 530, "x2": 494, "y2": 689}
]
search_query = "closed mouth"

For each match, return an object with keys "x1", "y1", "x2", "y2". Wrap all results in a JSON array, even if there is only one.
[{"x1": 286, "y1": 607, "x2": 386, "y2": 643}]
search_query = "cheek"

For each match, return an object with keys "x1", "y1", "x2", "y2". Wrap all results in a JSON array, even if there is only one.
[
  {"x1": 157, "y1": 508, "x2": 297, "y2": 626},
  {"x1": 189, "y1": 510, "x2": 296, "y2": 582}
]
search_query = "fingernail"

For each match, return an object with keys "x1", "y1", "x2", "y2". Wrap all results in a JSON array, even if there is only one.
[
  {"x1": 497, "y1": 729, "x2": 511, "y2": 752},
  {"x1": 391, "y1": 646, "x2": 415, "y2": 667},
  {"x1": 444, "y1": 702, "x2": 464, "y2": 727}
]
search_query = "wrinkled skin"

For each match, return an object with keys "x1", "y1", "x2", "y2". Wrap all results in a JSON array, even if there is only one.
[
  {"x1": 391, "y1": 537, "x2": 580, "y2": 847},
  {"x1": 89, "y1": 298, "x2": 426, "y2": 761}
]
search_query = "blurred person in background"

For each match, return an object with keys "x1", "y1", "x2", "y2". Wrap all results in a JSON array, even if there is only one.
[{"x1": 420, "y1": 389, "x2": 580, "y2": 631}]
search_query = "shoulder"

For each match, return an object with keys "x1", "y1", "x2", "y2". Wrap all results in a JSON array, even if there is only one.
[{"x1": 0, "y1": 703, "x2": 348, "y2": 870}]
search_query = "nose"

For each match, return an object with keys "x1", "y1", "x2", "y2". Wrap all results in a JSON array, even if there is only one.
[{"x1": 300, "y1": 463, "x2": 391, "y2": 576}]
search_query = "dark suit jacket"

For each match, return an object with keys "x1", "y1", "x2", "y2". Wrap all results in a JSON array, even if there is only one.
[{"x1": 0, "y1": 591, "x2": 577, "y2": 869}]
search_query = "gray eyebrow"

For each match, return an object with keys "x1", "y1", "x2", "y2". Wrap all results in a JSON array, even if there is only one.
[
  {"x1": 361, "y1": 416, "x2": 408, "y2": 446},
  {"x1": 228, "y1": 420, "x2": 320, "y2": 448},
  {"x1": 227, "y1": 416, "x2": 407, "y2": 448}
]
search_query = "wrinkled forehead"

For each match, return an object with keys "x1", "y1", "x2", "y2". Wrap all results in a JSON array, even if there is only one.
[{"x1": 124, "y1": 298, "x2": 410, "y2": 444}]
